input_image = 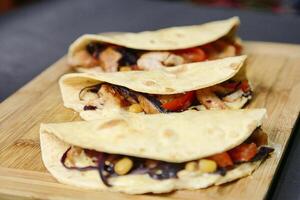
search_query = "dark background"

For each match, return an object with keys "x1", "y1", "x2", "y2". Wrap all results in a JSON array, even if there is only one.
[{"x1": 0, "y1": 0, "x2": 299, "y2": 199}]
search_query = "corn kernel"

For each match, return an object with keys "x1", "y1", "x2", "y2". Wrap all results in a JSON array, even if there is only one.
[
  {"x1": 185, "y1": 161, "x2": 198, "y2": 171},
  {"x1": 114, "y1": 157, "x2": 133, "y2": 175},
  {"x1": 119, "y1": 66, "x2": 132, "y2": 71},
  {"x1": 198, "y1": 159, "x2": 217, "y2": 173},
  {"x1": 128, "y1": 104, "x2": 143, "y2": 113}
]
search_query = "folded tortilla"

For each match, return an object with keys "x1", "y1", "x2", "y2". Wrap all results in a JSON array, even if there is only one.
[
  {"x1": 60, "y1": 55, "x2": 248, "y2": 120},
  {"x1": 69, "y1": 17, "x2": 239, "y2": 53},
  {"x1": 68, "y1": 17, "x2": 241, "y2": 72},
  {"x1": 40, "y1": 109, "x2": 269, "y2": 194}
]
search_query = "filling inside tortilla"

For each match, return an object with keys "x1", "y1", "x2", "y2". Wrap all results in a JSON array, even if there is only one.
[
  {"x1": 80, "y1": 79, "x2": 251, "y2": 113},
  {"x1": 61, "y1": 129, "x2": 273, "y2": 187},
  {"x1": 72, "y1": 37, "x2": 242, "y2": 72}
]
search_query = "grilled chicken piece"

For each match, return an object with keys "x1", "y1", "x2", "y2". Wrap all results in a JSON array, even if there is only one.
[
  {"x1": 137, "y1": 95, "x2": 164, "y2": 114},
  {"x1": 64, "y1": 146, "x2": 97, "y2": 168},
  {"x1": 137, "y1": 52, "x2": 184, "y2": 70},
  {"x1": 66, "y1": 146, "x2": 84, "y2": 166},
  {"x1": 202, "y1": 40, "x2": 237, "y2": 60},
  {"x1": 97, "y1": 84, "x2": 130, "y2": 107},
  {"x1": 217, "y1": 45, "x2": 236, "y2": 59},
  {"x1": 222, "y1": 89, "x2": 251, "y2": 109},
  {"x1": 112, "y1": 86, "x2": 138, "y2": 105},
  {"x1": 222, "y1": 89, "x2": 244, "y2": 102},
  {"x1": 85, "y1": 98, "x2": 105, "y2": 110},
  {"x1": 98, "y1": 47, "x2": 122, "y2": 72},
  {"x1": 196, "y1": 88, "x2": 227, "y2": 110},
  {"x1": 71, "y1": 50, "x2": 100, "y2": 68},
  {"x1": 224, "y1": 97, "x2": 249, "y2": 109},
  {"x1": 163, "y1": 54, "x2": 185, "y2": 66},
  {"x1": 213, "y1": 40, "x2": 236, "y2": 59}
]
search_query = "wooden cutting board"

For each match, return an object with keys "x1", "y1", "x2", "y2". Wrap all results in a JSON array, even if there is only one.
[{"x1": 0, "y1": 41, "x2": 299, "y2": 200}]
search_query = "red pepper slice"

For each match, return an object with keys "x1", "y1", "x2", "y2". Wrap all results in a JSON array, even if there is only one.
[
  {"x1": 240, "y1": 80, "x2": 250, "y2": 92},
  {"x1": 174, "y1": 48, "x2": 207, "y2": 62},
  {"x1": 228, "y1": 143, "x2": 257, "y2": 162},
  {"x1": 208, "y1": 152, "x2": 233, "y2": 168},
  {"x1": 222, "y1": 80, "x2": 250, "y2": 93},
  {"x1": 161, "y1": 91, "x2": 195, "y2": 111}
]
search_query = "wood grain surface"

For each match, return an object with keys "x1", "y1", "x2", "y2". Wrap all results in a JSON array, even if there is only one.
[{"x1": 0, "y1": 41, "x2": 299, "y2": 200}]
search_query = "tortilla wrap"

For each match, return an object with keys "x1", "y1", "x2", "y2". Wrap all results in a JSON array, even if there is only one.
[
  {"x1": 68, "y1": 17, "x2": 240, "y2": 72},
  {"x1": 68, "y1": 17, "x2": 239, "y2": 55},
  {"x1": 60, "y1": 55, "x2": 247, "y2": 120},
  {"x1": 40, "y1": 109, "x2": 267, "y2": 194}
]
